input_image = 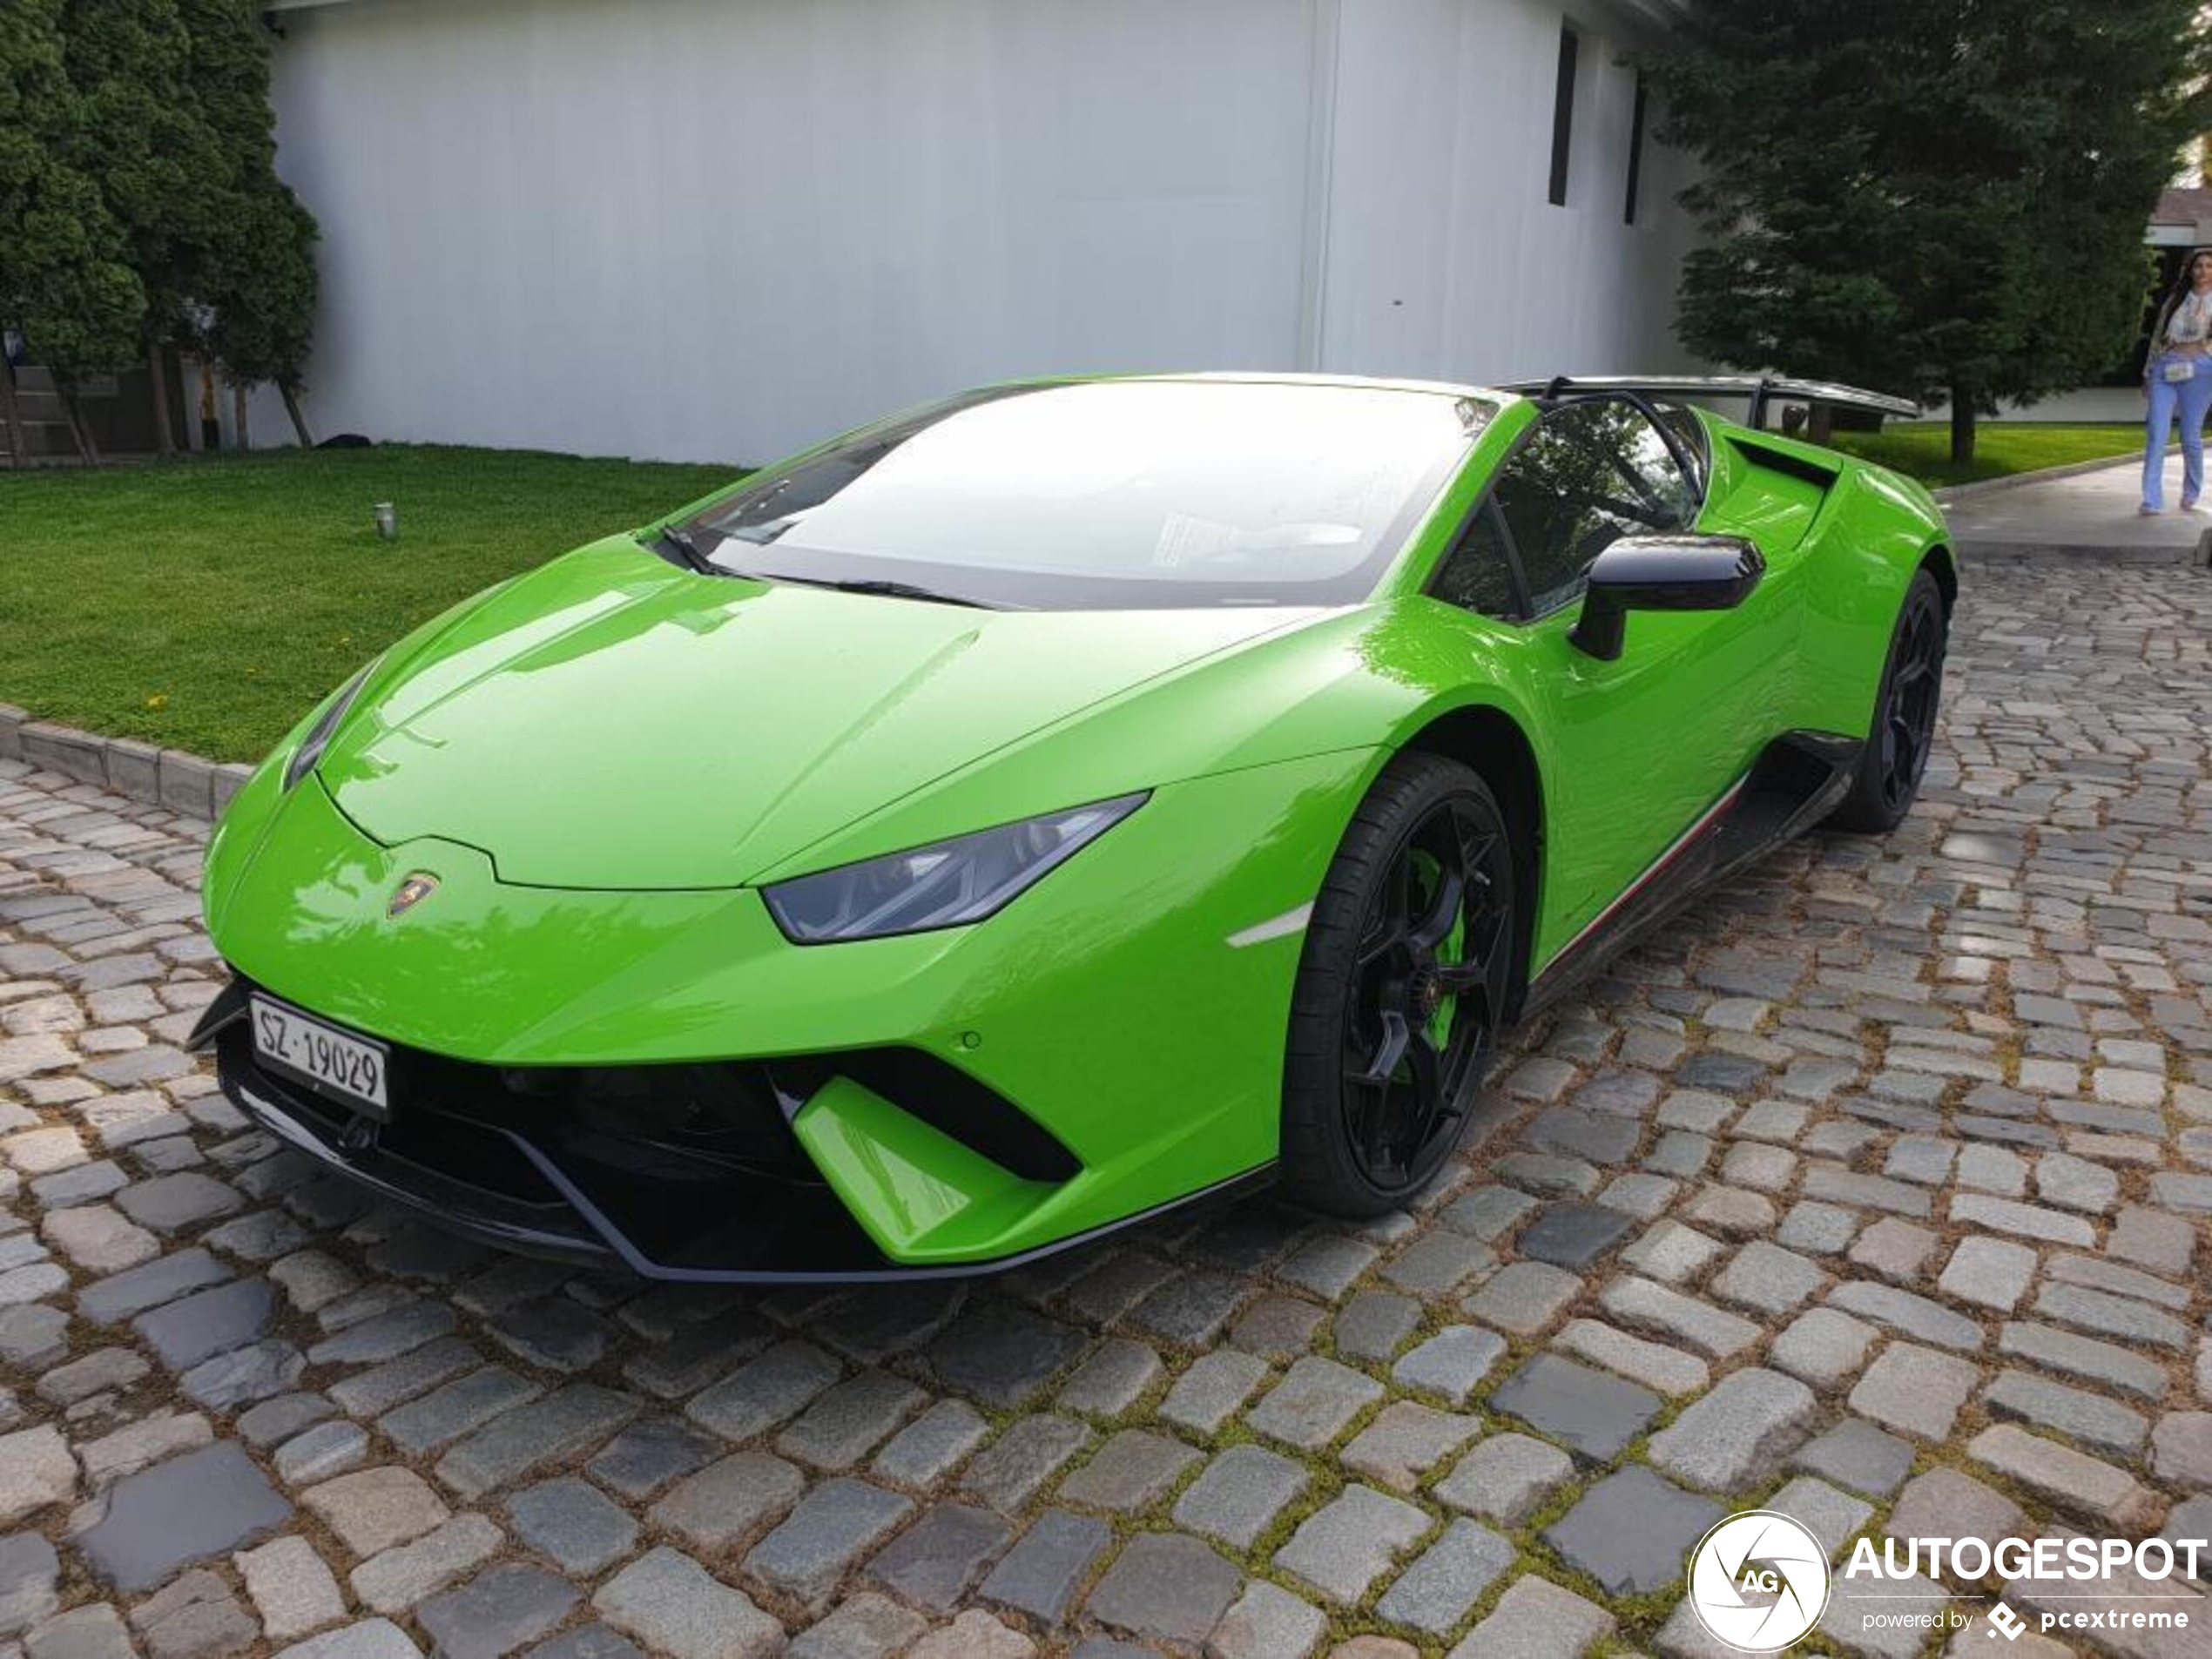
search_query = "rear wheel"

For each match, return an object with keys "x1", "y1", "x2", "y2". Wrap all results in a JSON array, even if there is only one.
[
  {"x1": 1829, "y1": 568, "x2": 1947, "y2": 833},
  {"x1": 1281, "y1": 754, "x2": 1516, "y2": 1217}
]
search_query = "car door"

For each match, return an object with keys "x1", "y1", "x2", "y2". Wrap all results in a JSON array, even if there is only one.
[{"x1": 1431, "y1": 396, "x2": 1793, "y2": 968}]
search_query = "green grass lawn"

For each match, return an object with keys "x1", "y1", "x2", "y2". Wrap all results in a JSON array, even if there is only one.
[
  {"x1": 1825, "y1": 420, "x2": 2145, "y2": 489},
  {"x1": 0, "y1": 445, "x2": 740, "y2": 763}
]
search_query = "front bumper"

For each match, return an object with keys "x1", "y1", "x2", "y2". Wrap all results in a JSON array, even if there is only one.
[{"x1": 195, "y1": 979, "x2": 1271, "y2": 1282}]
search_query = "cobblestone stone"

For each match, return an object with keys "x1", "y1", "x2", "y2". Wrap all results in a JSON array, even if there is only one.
[
  {"x1": 233, "y1": 1537, "x2": 343, "y2": 1642},
  {"x1": 1275, "y1": 1485, "x2": 1431, "y2": 1605},
  {"x1": 1245, "y1": 1357, "x2": 1382, "y2": 1451},
  {"x1": 1390, "y1": 1324, "x2": 1507, "y2": 1403},
  {"x1": 957, "y1": 1415, "x2": 1092, "y2": 1513},
  {"x1": 871, "y1": 1399, "x2": 988, "y2": 1489},
  {"x1": 1826, "y1": 1280, "x2": 1984, "y2": 1352},
  {"x1": 436, "y1": 1384, "x2": 638, "y2": 1499},
  {"x1": 1790, "y1": 1418, "x2": 1917, "y2": 1498},
  {"x1": 1936, "y1": 1237, "x2": 2037, "y2": 1312},
  {"x1": 1451, "y1": 1575, "x2": 1614, "y2": 1657},
  {"x1": 648, "y1": 1453, "x2": 804, "y2": 1554},
  {"x1": 416, "y1": 1566, "x2": 577, "y2": 1659},
  {"x1": 1545, "y1": 1466, "x2": 1721, "y2": 1596},
  {"x1": 302, "y1": 1467, "x2": 448, "y2": 1558},
  {"x1": 508, "y1": 1478, "x2": 639, "y2": 1576},
  {"x1": 1597, "y1": 1275, "x2": 1761, "y2": 1359},
  {"x1": 1172, "y1": 1442, "x2": 1308, "y2": 1549},
  {"x1": 1084, "y1": 1532, "x2": 1239, "y2": 1646},
  {"x1": 1435, "y1": 1434, "x2": 1575, "y2": 1531},
  {"x1": 78, "y1": 1443, "x2": 289, "y2": 1591},
  {"x1": 1970, "y1": 1423, "x2": 2161, "y2": 1527},
  {"x1": 586, "y1": 1418, "x2": 723, "y2": 1500},
  {"x1": 975, "y1": 1509, "x2": 1110, "y2": 1626},
  {"x1": 1647, "y1": 1368, "x2": 1818, "y2": 1493},
  {"x1": 1886, "y1": 1467, "x2": 2022, "y2": 1550},
  {"x1": 1461, "y1": 1260, "x2": 1581, "y2": 1336},
  {"x1": 1209, "y1": 1581, "x2": 1323, "y2": 1659},
  {"x1": 592, "y1": 1548, "x2": 782, "y2": 1659},
  {"x1": 1377, "y1": 1518, "x2": 1515, "y2": 1635},
  {"x1": 1849, "y1": 1343, "x2": 1982, "y2": 1440},
  {"x1": 1998, "y1": 1319, "x2": 2169, "y2": 1400},
  {"x1": 350, "y1": 1514, "x2": 502, "y2": 1615}
]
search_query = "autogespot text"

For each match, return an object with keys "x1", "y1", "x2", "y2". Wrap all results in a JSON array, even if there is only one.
[{"x1": 1848, "y1": 1536, "x2": 2205, "y2": 1635}]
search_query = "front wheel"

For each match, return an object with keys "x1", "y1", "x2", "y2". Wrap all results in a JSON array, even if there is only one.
[
  {"x1": 1280, "y1": 754, "x2": 1517, "y2": 1217},
  {"x1": 1829, "y1": 567, "x2": 1948, "y2": 833}
]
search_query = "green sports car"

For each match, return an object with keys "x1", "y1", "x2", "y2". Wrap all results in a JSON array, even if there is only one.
[{"x1": 189, "y1": 373, "x2": 1952, "y2": 1281}]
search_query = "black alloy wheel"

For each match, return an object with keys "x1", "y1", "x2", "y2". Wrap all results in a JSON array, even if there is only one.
[
  {"x1": 1878, "y1": 582, "x2": 1944, "y2": 813},
  {"x1": 1831, "y1": 567, "x2": 1949, "y2": 833},
  {"x1": 1283, "y1": 754, "x2": 1516, "y2": 1215}
]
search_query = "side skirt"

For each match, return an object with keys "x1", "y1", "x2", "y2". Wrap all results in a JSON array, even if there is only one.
[{"x1": 1516, "y1": 730, "x2": 1860, "y2": 1020}]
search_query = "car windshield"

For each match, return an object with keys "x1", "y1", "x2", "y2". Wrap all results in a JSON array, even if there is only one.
[{"x1": 679, "y1": 380, "x2": 1491, "y2": 610}]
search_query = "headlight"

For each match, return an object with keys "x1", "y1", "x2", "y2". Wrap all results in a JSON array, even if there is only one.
[
  {"x1": 764, "y1": 793, "x2": 1147, "y2": 943},
  {"x1": 282, "y1": 663, "x2": 377, "y2": 792}
]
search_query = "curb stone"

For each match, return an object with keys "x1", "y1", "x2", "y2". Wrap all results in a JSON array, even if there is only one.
[
  {"x1": 1928, "y1": 449, "x2": 2155, "y2": 505},
  {"x1": 0, "y1": 704, "x2": 246, "y2": 819}
]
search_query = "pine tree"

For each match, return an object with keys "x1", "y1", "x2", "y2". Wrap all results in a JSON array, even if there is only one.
[
  {"x1": 1641, "y1": 0, "x2": 2212, "y2": 461},
  {"x1": 181, "y1": 0, "x2": 319, "y2": 446},
  {"x1": 59, "y1": 0, "x2": 226, "y2": 456},
  {"x1": 0, "y1": 0, "x2": 145, "y2": 462},
  {"x1": 204, "y1": 178, "x2": 320, "y2": 445}
]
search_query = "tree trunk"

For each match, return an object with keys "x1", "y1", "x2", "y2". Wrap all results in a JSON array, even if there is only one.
[
  {"x1": 280, "y1": 383, "x2": 314, "y2": 448},
  {"x1": 0, "y1": 347, "x2": 24, "y2": 468},
  {"x1": 1948, "y1": 385, "x2": 1976, "y2": 464},
  {"x1": 199, "y1": 360, "x2": 219, "y2": 450},
  {"x1": 59, "y1": 383, "x2": 99, "y2": 464},
  {"x1": 147, "y1": 346, "x2": 176, "y2": 459},
  {"x1": 233, "y1": 382, "x2": 250, "y2": 452},
  {"x1": 1807, "y1": 405, "x2": 1834, "y2": 446}
]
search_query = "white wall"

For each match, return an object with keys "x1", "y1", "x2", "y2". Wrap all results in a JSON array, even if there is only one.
[
  {"x1": 1318, "y1": 0, "x2": 1699, "y2": 384},
  {"x1": 259, "y1": 0, "x2": 1699, "y2": 463}
]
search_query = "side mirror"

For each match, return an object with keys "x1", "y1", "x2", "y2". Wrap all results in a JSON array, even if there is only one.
[{"x1": 1568, "y1": 532, "x2": 1764, "y2": 661}]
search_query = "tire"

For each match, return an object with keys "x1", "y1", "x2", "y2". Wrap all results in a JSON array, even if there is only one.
[
  {"x1": 1280, "y1": 752, "x2": 1517, "y2": 1217},
  {"x1": 1828, "y1": 567, "x2": 1948, "y2": 833}
]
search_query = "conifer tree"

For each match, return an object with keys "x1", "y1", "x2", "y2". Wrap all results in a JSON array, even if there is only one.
[{"x1": 1642, "y1": 0, "x2": 2212, "y2": 460}]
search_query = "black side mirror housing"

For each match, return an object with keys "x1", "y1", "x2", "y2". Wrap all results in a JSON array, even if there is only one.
[{"x1": 1568, "y1": 533, "x2": 1765, "y2": 661}]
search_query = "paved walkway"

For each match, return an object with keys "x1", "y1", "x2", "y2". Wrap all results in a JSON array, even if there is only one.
[
  {"x1": 4, "y1": 552, "x2": 2212, "y2": 1659},
  {"x1": 1943, "y1": 451, "x2": 2211, "y2": 553}
]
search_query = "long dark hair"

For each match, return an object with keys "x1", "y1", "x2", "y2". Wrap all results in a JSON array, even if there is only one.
[{"x1": 2153, "y1": 247, "x2": 2212, "y2": 347}]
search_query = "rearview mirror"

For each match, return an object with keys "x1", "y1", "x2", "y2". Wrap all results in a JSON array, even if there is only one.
[{"x1": 1568, "y1": 533, "x2": 1764, "y2": 661}]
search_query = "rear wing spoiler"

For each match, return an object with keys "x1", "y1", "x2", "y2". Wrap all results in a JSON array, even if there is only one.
[{"x1": 1499, "y1": 375, "x2": 1919, "y2": 428}]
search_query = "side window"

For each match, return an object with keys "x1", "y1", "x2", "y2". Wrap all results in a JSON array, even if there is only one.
[
  {"x1": 1433, "y1": 501, "x2": 1520, "y2": 618},
  {"x1": 1494, "y1": 400, "x2": 1696, "y2": 615},
  {"x1": 1649, "y1": 399, "x2": 1710, "y2": 496}
]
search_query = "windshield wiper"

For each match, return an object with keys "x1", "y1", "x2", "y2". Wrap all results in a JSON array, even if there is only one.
[
  {"x1": 652, "y1": 523, "x2": 715, "y2": 573},
  {"x1": 736, "y1": 571, "x2": 995, "y2": 610}
]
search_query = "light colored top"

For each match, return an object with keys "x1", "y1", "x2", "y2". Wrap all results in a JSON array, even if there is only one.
[{"x1": 2165, "y1": 289, "x2": 2212, "y2": 347}]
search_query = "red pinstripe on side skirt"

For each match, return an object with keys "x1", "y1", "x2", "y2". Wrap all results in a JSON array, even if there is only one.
[{"x1": 1545, "y1": 772, "x2": 1751, "y2": 970}]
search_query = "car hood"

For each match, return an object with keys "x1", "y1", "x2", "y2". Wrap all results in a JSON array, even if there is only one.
[{"x1": 319, "y1": 538, "x2": 1322, "y2": 889}]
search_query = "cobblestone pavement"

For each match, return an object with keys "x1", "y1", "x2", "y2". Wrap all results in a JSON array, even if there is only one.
[{"x1": 5, "y1": 552, "x2": 2212, "y2": 1659}]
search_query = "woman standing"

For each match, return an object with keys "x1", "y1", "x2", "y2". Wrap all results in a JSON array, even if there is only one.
[{"x1": 2143, "y1": 247, "x2": 2212, "y2": 514}]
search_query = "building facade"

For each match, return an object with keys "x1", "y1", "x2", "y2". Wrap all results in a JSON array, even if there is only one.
[{"x1": 255, "y1": 0, "x2": 1700, "y2": 464}]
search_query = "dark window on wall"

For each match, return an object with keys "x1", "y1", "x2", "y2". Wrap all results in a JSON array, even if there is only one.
[
  {"x1": 1624, "y1": 74, "x2": 1648, "y2": 224},
  {"x1": 1548, "y1": 24, "x2": 1579, "y2": 206}
]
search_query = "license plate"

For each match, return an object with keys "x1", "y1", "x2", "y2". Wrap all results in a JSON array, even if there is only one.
[{"x1": 249, "y1": 995, "x2": 389, "y2": 1118}]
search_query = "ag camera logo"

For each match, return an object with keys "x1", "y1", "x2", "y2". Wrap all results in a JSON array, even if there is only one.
[{"x1": 1687, "y1": 1511, "x2": 1831, "y2": 1652}]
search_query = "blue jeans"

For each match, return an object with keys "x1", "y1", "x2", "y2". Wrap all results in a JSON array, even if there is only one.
[{"x1": 2144, "y1": 353, "x2": 2212, "y2": 508}]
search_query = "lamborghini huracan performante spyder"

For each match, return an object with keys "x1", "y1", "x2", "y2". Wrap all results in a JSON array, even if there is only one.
[{"x1": 189, "y1": 373, "x2": 1953, "y2": 1281}]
